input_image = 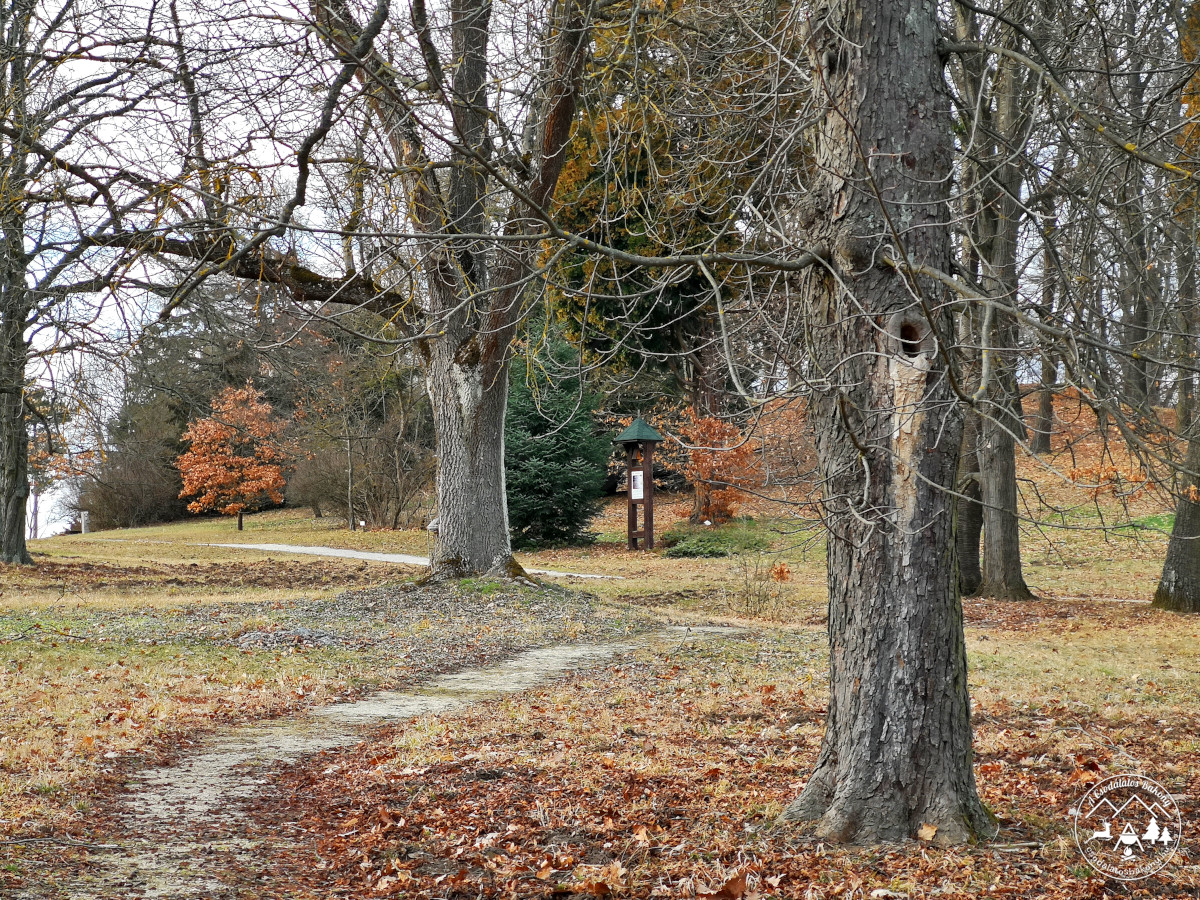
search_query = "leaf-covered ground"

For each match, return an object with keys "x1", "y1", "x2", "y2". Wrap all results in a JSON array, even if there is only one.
[
  {"x1": 6, "y1": 444, "x2": 1200, "y2": 900},
  {"x1": 0, "y1": 568, "x2": 650, "y2": 893},
  {"x1": 211, "y1": 602, "x2": 1196, "y2": 898}
]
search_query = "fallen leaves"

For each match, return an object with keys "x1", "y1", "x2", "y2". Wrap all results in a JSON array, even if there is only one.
[
  {"x1": 697, "y1": 871, "x2": 746, "y2": 899},
  {"x1": 243, "y1": 626, "x2": 1200, "y2": 900}
]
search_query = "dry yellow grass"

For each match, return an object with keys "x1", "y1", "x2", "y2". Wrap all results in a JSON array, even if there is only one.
[{"x1": 0, "y1": 621, "x2": 378, "y2": 836}]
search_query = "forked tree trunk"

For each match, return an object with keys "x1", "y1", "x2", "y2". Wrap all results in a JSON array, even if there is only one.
[
  {"x1": 306, "y1": 0, "x2": 589, "y2": 581},
  {"x1": 777, "y1": 0, "x2": 992, "y2": 845},
  {"x1": 0, "y1": 278, "x2": 32, "y2": 566}
]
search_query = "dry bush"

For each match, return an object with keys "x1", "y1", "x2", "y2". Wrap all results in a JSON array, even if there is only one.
[
  {"x1": 754, "y1": 398, "x2": 818, "y2": 490},
  {"x1": 729, "y1": 551, "x2": 793, "y2": 620},
  {"x1": 679, "y1": 409, "x2": 760, "y2": 523}
]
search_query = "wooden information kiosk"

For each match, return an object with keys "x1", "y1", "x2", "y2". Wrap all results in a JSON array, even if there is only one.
[{"x1": 614, "y1": 417, "x2": 663, "y2": 551}]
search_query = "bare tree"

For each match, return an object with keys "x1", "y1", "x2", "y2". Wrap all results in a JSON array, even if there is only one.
[
  {"x1": 20, "y1": 0, "x2": 1197, "y2": 851},
  {"x1": 110, "y1": 0, "x2": 595, "y2": 576},
  {"x1": 0, "y1": 0, "x2": 202, "y2": 562}
]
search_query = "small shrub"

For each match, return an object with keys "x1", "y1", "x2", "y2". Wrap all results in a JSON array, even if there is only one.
[
  {"x1": 730, "y1": 552, "x2": 792, "y2": 619},
  {"x1": 679, "y1": 409, "x2": 760, "y2": 523},
  {"x1": 505, "y1": 355, "x2": 609, "y2": 549}
]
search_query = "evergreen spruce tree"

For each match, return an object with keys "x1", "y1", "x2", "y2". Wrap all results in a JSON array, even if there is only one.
[{"x1": 505, "y1": 355, "x2": 609, "y2": 549}]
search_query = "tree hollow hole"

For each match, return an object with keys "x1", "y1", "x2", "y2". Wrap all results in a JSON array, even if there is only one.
[{"x1": 899, "y1": 322, "x2": 924, "y2": 357}]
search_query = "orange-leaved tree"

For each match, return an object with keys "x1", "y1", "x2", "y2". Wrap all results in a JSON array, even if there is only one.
[
  {"x1": 679, "y1": 409, "x2": 760, "y2": 524},
  {"x1": 177, "y1": 384, "x2": 290, "y2": 526}
]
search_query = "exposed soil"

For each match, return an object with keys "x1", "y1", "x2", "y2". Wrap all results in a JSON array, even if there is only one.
[{"x1": 5, "y1": 556, "x2": 407, "y2": 592}]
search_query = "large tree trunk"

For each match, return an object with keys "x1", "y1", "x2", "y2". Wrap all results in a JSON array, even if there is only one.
[
  {"x1": 777, "y1": 0, "x2": 991, "y2": 845},
  {"x1": 0, "y1": 10, "x2": 32, "y2": 567},
  {"x1": 1155, "y1": 438, "x2": 1200, "y2": 612},
  {"x1": 0, "y1": 289, "x2": 32, "y2": 566},
  {"x1": 425, "y1": 337, "x2": 518, "y2": 578}
]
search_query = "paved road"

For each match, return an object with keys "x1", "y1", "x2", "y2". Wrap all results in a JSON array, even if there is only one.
[{"x1": 203, "y1": 541, "x2": 619, "y2": 579}]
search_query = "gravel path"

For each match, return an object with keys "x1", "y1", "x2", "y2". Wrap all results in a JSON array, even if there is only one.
[
  {"x1": 202, "y1": 542, "x2": 620, "y2": 579},
  {"x1": 64, "y1": 625, "x2": 739, "y2": 899}
]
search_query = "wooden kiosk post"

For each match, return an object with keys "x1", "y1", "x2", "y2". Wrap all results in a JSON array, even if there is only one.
[{"x1": 614, "y1": 417, "x2": 663, "y2": 551}]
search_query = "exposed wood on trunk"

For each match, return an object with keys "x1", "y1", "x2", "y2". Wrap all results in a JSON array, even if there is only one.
[{"x1": 776, "y1": 0, "x2": 992, "y2": 844}]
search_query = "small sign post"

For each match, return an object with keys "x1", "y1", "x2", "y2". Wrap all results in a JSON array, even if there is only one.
[{"x1": 614, "y1": 417, "x2": 663, "y2": 551}]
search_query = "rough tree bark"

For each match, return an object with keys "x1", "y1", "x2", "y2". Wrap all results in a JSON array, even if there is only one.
[
  {"x1": 957, "y1": 412, "x2": 983, "y2": 596},
  {"x1": 311, "y1": 0, "x2": 590, "y2": 577},
  {"x1": 777, "y1": 0, "x2": 992, "y2": 844},
  {"x1": 1156, "y1": 225, "x2": 1200, "y2": 612},
  {"x1": 421, "y1": 335, "x2": 516, "y2": 577},
  {"x1": 0, "y1": 289, "x2": 32, "y2": 565},
  {"x1": 1155, "y1": 437, "x2": 1200, "y2": 612},
  {"x1": 0, "y1": 2, "x2": 32, "y2": 565}
]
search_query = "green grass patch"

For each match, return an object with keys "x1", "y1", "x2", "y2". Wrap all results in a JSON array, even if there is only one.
[
  {"x1": 458, "y1": 578, "x2": 505, "y2": 595},
  {"x1": 1118, "y1": 512, "x2": 1175, "y2": 533},
  {"x1": 660, "y1": 519, "x2": 772, "y2": 558}
]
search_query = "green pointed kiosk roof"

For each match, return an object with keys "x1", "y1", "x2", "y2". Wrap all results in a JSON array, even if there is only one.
[{"x1": 613, "y1": 417, "x2": 663, "y2": 445}]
